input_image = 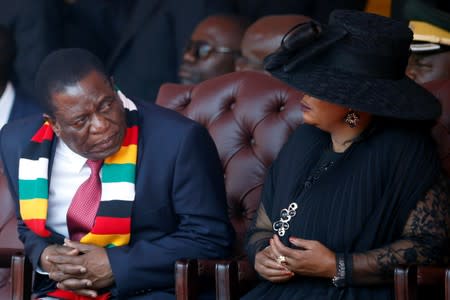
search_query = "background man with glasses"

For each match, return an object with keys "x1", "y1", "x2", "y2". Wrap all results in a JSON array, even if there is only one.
[{"x1": 179, "y1": 14, "x2": 249, "y2": 84}]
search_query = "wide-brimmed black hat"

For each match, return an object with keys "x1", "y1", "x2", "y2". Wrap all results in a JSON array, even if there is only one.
[{"x1": 265, "y1": 10, "x2": 441, "y2": 120}]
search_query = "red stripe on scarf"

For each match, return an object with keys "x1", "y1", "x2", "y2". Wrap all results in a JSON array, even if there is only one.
[
  {"x1": 31, "y1": 123, "x2": 54, "y2": 143},
  {"x1": 23, "y1": 219, "x2": 51, "y2": 237},
  {"x1": 121, "y1": 126, "x2": 138, "y2": 146},
  {"x1": 91, "y1": 217, "x2": 131, "y2": 234},
  {"x1": 47, "y1": 289, "x2": 111, "y2": 300}
]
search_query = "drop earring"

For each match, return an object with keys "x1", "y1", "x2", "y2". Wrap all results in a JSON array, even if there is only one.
[{"x1": 344, "y1": 110, "x2": 360, "y2": 128}]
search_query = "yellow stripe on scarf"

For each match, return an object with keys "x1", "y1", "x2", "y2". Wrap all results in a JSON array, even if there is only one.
[
  {"x1": 104, "y1": 144, "x2": 137, "y2": 164},
  {"x1": 80, "y1": 232, "x2": 131, "y2": 247},
  {"x1": 20, "y1": 198, "x2": 48, "y2": 219}
]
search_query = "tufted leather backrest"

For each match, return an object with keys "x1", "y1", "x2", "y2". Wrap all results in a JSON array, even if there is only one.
[
  {"x1": 156, "y1": 71, "x2": 303, "y2": 257},
  {"x1": 0, "y1": 161, "x2": 24, "y2": 298},
  {"x1": 424, "y1": 80, "x2": 450, "y2": 176}
]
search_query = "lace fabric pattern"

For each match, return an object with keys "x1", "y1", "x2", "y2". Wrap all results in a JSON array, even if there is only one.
[{"x1": 352, "y1": 173, "x2": 450, "y2": 284}]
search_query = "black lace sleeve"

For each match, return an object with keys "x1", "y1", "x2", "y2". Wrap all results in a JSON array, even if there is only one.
[
  {"x1": 246, "y1": 163, "x2": 276, "y2": 268},
  {"x1": 351, "y1": 173, "x2": 450, "y2": 285}
]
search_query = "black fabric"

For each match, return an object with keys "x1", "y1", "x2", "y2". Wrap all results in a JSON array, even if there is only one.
[
  {"x1": 244, "y1": 122, "x2": 441, "y2": 300},
  {"x1": 267, "y1": 10, "x2": 442, "y2": 120}
]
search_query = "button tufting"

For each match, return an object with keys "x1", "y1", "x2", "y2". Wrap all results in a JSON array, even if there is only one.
[
  {"x1": 250, "y1": 138, "x2": 256, "y2": 145},
  {"x1": 229, "y1": 102, "x2": 235, "y2": 110},
  {"x1": 279, "y1": 105, "x2": 285, "y2": 112}
]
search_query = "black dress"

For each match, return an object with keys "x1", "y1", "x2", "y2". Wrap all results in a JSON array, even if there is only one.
[{"x1": 243, "y1": 124, "x2": 449, "y2": 300}]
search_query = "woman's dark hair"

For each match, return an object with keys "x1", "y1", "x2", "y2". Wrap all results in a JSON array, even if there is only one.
[{"x1": 35, "y1": 48, "x2": 110, "y2": 116}]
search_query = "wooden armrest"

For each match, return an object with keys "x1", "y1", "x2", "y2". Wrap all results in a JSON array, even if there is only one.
[
  {"x1": 175, "y1": 258, "x2": 233, "y2": 300},
  {"x1": 416, "y1": 266, "x2": 446, "y2": 286},
  {"x1": 215, "y1": 259, "x2": 258, "y2": 300},
  {"x1": 395, "y1": 265, "x2": 448, "y2": 300},
  {"x1": 395, "y1": 265, "x2": 417, "y2": 300},
  {"x1": 11, "y1": 254, "x2": 32, "y2": 300},
  {"x1": 175, "y1": 259, "x2": 198, "y2": 300},
  {"x1": 0, "y1": 248, "x2": 24, "y2": 268},
  {"x1": 215, "y1": 260, "x2": 238, "y2": 300},
  {"x1": 175, "y1": 258, "x2": 258, "y2": 300}
]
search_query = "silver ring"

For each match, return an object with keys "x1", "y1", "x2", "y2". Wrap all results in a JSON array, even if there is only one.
[{"x1": 276, "y1": 255, "x2": 287, "y2": 264}]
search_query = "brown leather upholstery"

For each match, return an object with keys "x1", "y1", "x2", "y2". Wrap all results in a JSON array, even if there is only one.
[
  {"x1": 0, "y1": 161, "x2": 28, "y2": 300},
  {"x1": 157, "y1": 71, "x2": 303, "y2": 257},
  {"x1": 394, "y1": 79, "x2": 450, "y2": 300},
  {"x1": 156, "y1": 71, "x2": 303, "y2": 299}
]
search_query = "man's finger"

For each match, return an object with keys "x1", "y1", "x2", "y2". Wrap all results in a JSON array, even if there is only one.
[
  {"x1": 49, "y1": 263, "x2": 87, "y2": 278},
  {"x1": 57, "y1": 278, "x2": 93, "y2": 290},
  {"x1": 72, "y1": 289, "x2": 98, "y2": 298},
  {"x1": 64, "y1": 239, "x2": 97, "y2": 253},
  {"x1": 47, "y1": 254, "x2": 83, "y2": 265}
]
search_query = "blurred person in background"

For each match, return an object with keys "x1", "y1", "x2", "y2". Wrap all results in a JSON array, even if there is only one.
[
  {"x1": 235, "y1": 14, "x2": 311, "y2": 72},
  {"x1": 179, "y1": 14, "x2": 249, "y2": 84},
  {"x1": 405, "y1": 13, "x2": 450, "y2": 83}
]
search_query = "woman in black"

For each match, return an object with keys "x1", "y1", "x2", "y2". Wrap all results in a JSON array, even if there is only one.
[{"x1": 243, "y1": 10, "x2": 449, "y2": 300}]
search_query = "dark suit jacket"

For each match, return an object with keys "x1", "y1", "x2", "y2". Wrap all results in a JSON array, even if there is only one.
[
  {"x1": 0, "y1": 100, "x2": 233, "y2": 299},
  {"x1": 9, "y1": 89, "x2": 42, "y2": 122}
]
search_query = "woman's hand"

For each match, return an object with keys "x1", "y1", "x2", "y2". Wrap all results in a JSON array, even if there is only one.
[
  {"x1": 270, "y1": 234, "x2": 336, "y2": 278},
  {"x1": 254, "y1": 244, "x2": 295, "y2": 283}
]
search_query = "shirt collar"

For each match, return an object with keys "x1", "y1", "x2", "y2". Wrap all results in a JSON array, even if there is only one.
[
  {"x1": 55, "y1": 139, "x2": 88, "y2": 173},
  {"x1": 0, "y1": 82, "x2": 15, "y2": 128}
]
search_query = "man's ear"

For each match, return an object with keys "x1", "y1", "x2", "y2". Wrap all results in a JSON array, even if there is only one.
[{"x1": 43, "y1": 113, "x2": 61, "y2": 137}]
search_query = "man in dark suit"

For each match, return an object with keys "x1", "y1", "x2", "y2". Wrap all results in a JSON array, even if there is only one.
[
  {"x1": 0, "y1": 48, "x2": 232, "y2": 299},
  {"x1": 0, "y1": 25, "x2": 41, "y2": 127}
]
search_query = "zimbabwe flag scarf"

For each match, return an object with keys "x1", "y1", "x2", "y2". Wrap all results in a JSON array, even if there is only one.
[{"x1": 18, "y1": 91, "x2": 138, "y2": 248}]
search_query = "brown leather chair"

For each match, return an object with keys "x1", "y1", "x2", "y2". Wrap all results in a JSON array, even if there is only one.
[
  {"x1": 394, "y1": 79, "x2": 450, "y2": 300},
  {"x1": 0, "y1": 161, "x2": 32, "y2": 300},
  {"x1": 155, "y1": 71, "x2": 303, "y2": 299}
]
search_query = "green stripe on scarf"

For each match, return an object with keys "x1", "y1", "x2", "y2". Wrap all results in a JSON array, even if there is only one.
[
  {"x1": 102, "y1": 164, "x2": 136, "y2": 183},
  {"x1": 18, "y1": 178, "x2": 48, "y2": 199}
]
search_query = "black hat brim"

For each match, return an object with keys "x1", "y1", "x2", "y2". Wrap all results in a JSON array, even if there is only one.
[{"x1": 270, "y1": 62, "x2": 441, "y2": 120}]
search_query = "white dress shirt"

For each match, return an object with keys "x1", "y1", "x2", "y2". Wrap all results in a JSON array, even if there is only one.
[
  {"x1": 47, "y1": 139, "x2": 92, "y2": 237},
  {"x1": 0, "y1": 82, "x2": 15, "y2": 129}
]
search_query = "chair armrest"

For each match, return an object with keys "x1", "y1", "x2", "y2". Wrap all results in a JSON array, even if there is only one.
[
  {"x1": 175, "y1": 258, "x2": 259, "y2": 300},
  {"x1": 395, "y1": 265, "x2": 447, "y2": 300},
  {"x1": 215, "y1": 260, "x2": 238, "y2": 300},
  {"x1": 175, "y1": 259, "x2": 198, "y2": 300},
  {"x1": 395, "y1": 265, "x2": 417, "y2": 300},
  {"x1": 215, "y1": 259, "x2": 258, "y2": 300},
  {"x1": 175, "y1": 258, "x2": 231, "y2": 300},
  {"x1": 0, "y1": 248, "x2": 24, "y2": 268},
  {"x1": 416, "y1": 266, "x2": 446, "y2": 286},
  {"x1": 11, "y1": 254, "x2": 32, "y2": 300}
]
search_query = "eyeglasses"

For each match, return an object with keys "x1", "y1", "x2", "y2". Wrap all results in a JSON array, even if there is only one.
[{"x1": 184, "y1": 40, "x2": 240, "y2": 59}]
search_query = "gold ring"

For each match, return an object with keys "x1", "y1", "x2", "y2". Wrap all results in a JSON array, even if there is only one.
[{"x1": 276, "y1": 255, "x2": 286, "y2": 264}]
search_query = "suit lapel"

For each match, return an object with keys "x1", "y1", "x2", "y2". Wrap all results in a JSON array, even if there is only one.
[{"x1": 107, "y1": 0, "x2": 163, "y2": 70}]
